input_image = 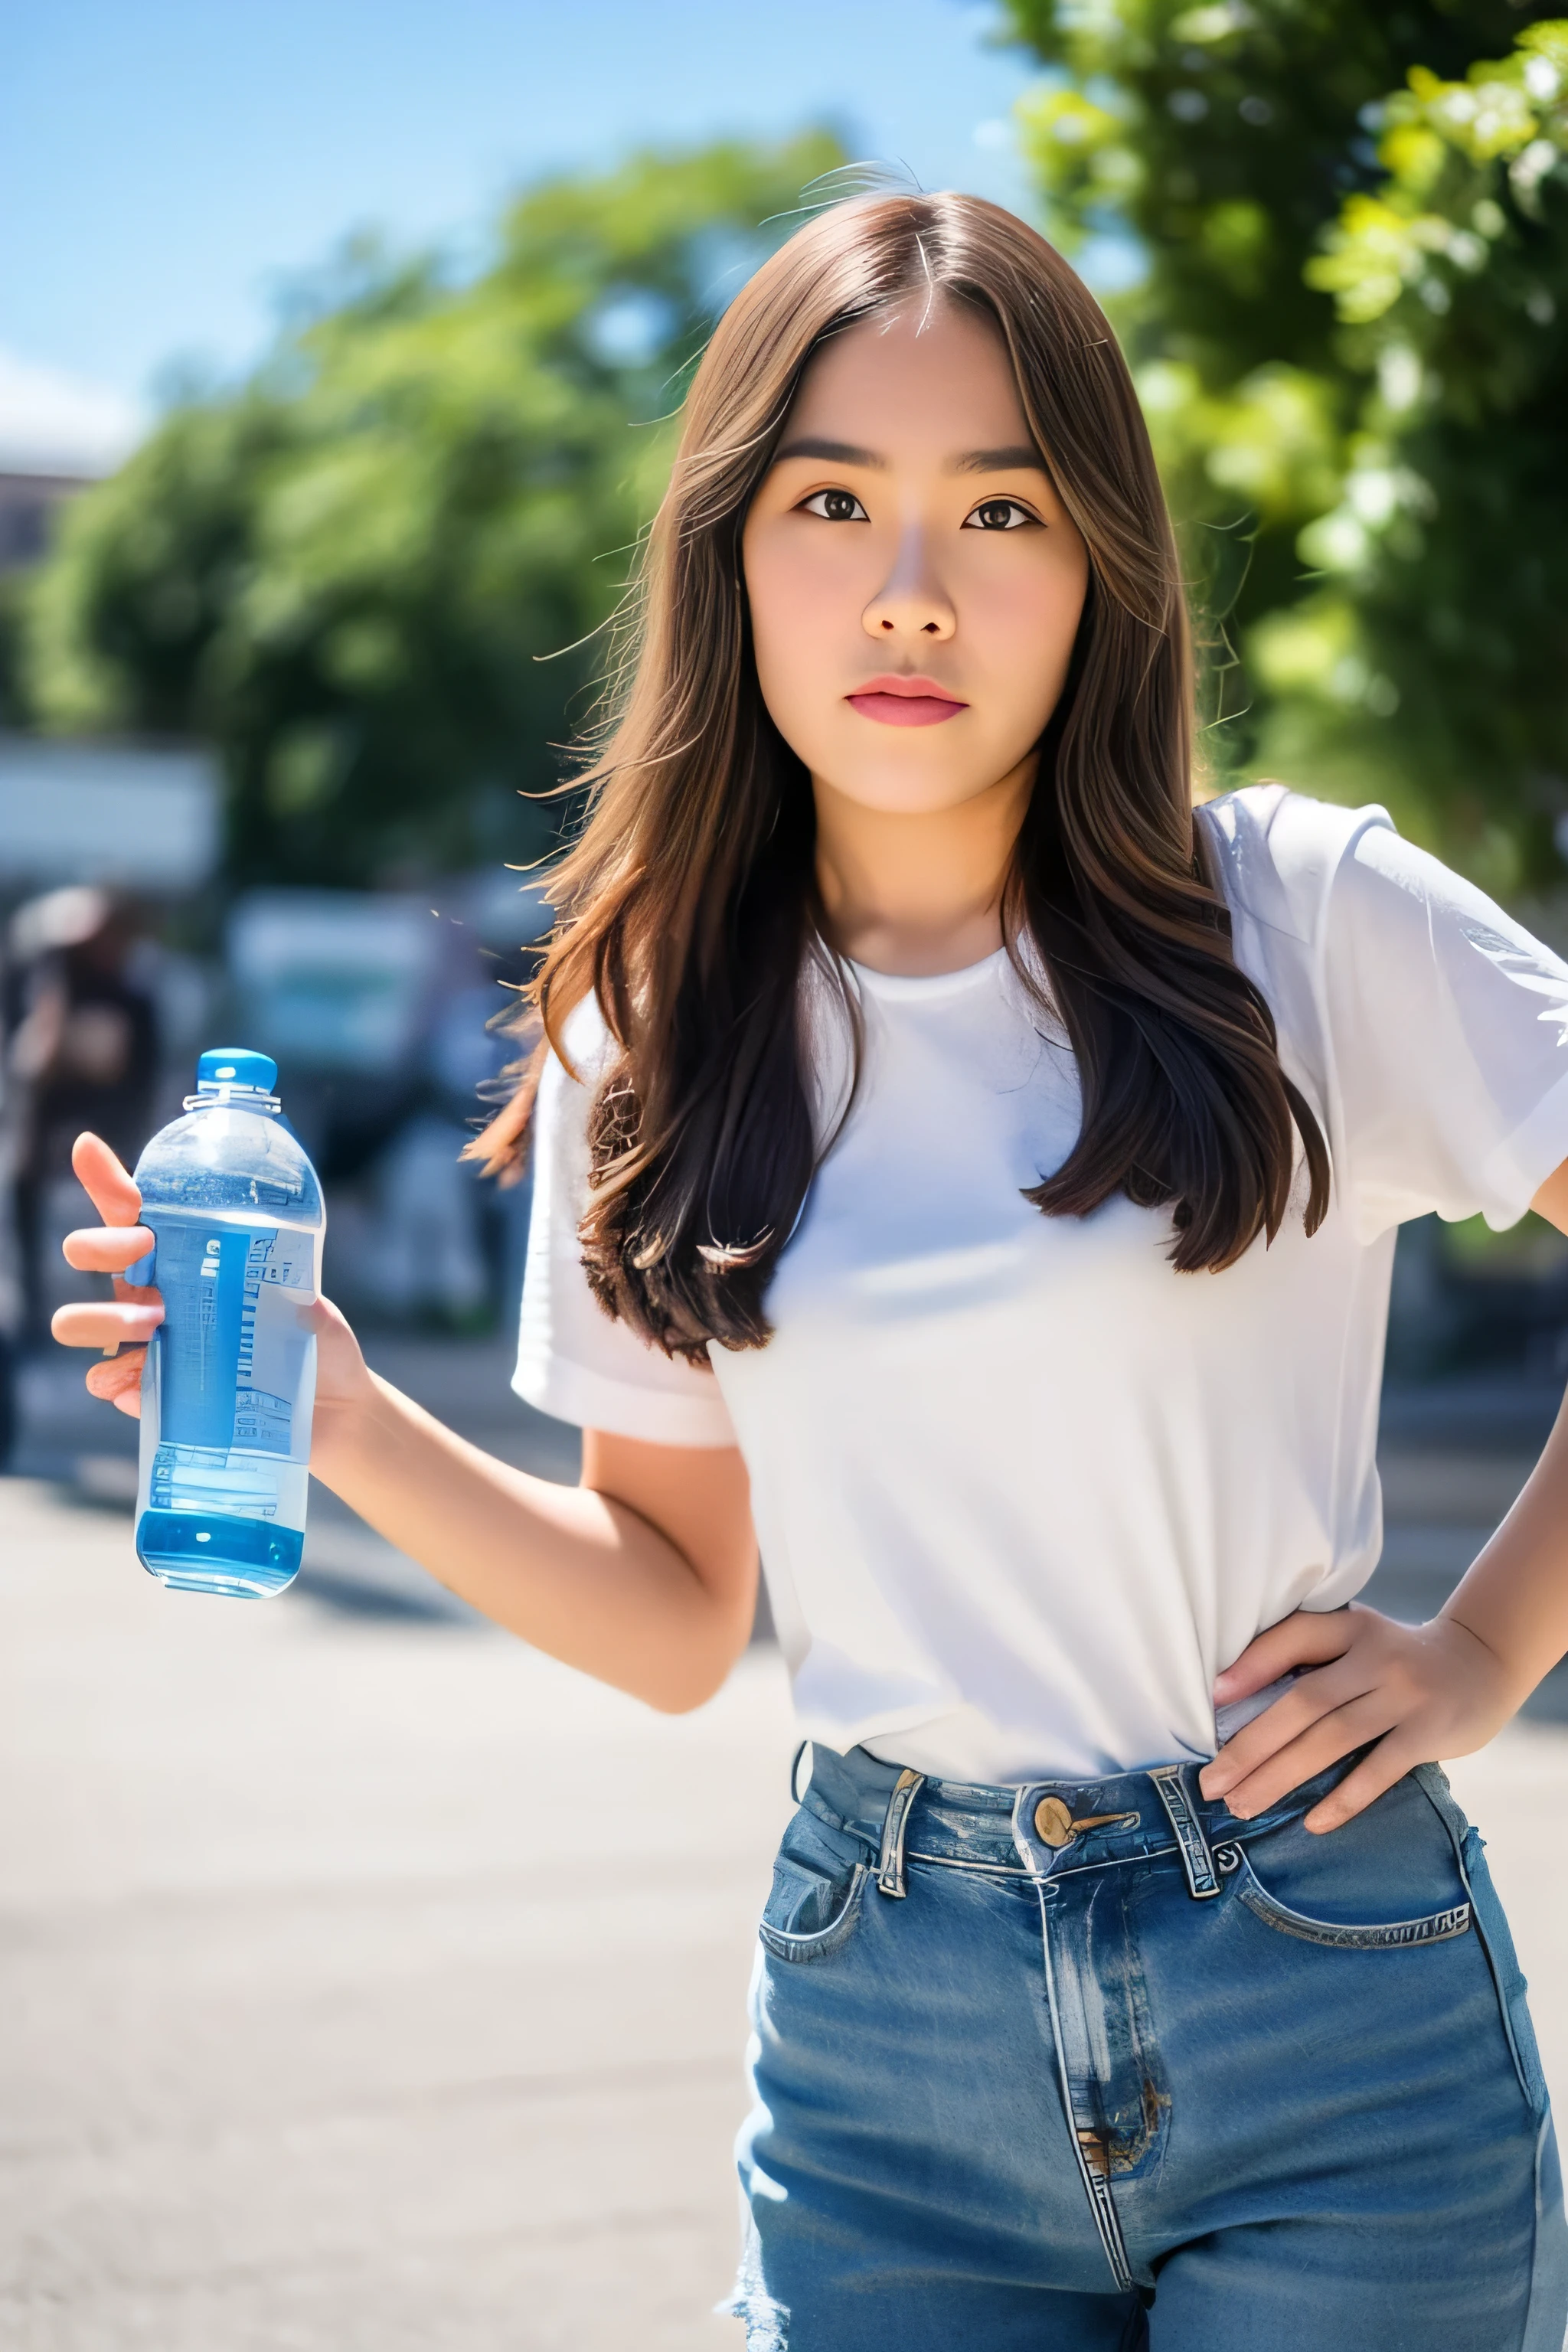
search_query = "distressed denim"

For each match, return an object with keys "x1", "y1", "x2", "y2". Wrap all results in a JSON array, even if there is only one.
[{"x1": 730, "y1": 1742, "x2": 1568, "y2": 2350}]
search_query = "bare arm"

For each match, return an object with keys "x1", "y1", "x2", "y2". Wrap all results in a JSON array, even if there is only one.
[
  {"x1": 53, "y1": 1135, "x2": 758, "y2": 1713},
  {"x1": 315, "y1": 1385, "x2": 757, "y2": 1710},
  {"x1": 1201, "y1": 1155, "x2": 1568, "y2": 1831}
]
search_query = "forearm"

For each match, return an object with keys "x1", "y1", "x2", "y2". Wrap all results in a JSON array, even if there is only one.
[
  {"x1": 1439, "y1": 1385, "x2": 1568, "y2": 1699},
  {"x1": 314, "y1": 1376, "x2": 746, "y2": 1710}
]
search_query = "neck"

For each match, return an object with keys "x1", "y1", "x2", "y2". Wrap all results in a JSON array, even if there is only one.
[{"x1": 812, "y1": 755, "x2": 1034, "y2": 977}]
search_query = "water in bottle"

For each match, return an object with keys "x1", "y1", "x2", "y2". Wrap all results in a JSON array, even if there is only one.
[{"x1": 129, "y1": 1048, "x2": 325, "y2": 1598}]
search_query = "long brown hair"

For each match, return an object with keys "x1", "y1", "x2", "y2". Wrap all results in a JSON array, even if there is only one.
[{"x1": 469, "y1": 191, "x2": 1329, "y2": 1363}]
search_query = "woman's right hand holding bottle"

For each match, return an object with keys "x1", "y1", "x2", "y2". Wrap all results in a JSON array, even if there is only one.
[
  {"x1": 52, "y1": 1133, "x2": 166, "y2": 1415},
  {"x1": 54, "y1": 1132, "x2": 377, "y2": 1456},
  {"x1": 54, "y1": 1134, "x2": 758, "y2": 1710}
]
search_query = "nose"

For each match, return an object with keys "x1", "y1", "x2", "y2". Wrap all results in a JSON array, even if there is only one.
[{"x1": 862, "y1": 524, "x2": 956, "y2": 644}]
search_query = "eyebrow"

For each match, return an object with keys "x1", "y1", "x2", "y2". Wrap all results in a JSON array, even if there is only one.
[
  {"x1": 773, "y1": 436, "x2": 886, "y2": 469},
  {"x1": 771, "y1": 436, "x2": 1047, "y2": 475},
  {"x1": 951, "y1": 443, "x2": 1048, "y2": 475}
]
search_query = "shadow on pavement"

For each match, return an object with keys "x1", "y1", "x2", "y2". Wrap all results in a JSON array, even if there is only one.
[{"x1": 290, "y1": 1564, "x2": 477, "y2": 1625}]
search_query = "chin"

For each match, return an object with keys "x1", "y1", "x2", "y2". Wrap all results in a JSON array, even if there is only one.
[{"x1": 818, "y1": 753, "x2": 1013, "y2": 817}]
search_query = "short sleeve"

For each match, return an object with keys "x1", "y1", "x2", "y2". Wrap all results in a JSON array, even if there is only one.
[
  {"x1": 1324, "y1": 822, "x2": 1568, "y2": 1236},
  {"x1": 512, "y1": 999, "x2": 738, "y2": 1447}
]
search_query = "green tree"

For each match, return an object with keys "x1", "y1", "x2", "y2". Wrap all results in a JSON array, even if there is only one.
[
  {"x1": 1287, "y1": 25, "x2": 1568, "y2": 884},
  {"x1": 1004, "y1": 1, "x2": 1568, "y2": 887},
  {"x1": 0, "y1": 573, "x2": 34, "y2": 730},
  {"x1": 24, "y1": 132, "x2": 843, "y2": 889}
]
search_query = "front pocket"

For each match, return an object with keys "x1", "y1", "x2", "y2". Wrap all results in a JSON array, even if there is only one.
[
  {"x1": 1233, "y1": 1848, "x2": 1472, "y2": 1950},
  {"x1": 760, "y1": 1860, "x2": 870, "y2": 1963},
  {"x1": 758, "y1": 1808, "x2": 873, "y2": 1965}
]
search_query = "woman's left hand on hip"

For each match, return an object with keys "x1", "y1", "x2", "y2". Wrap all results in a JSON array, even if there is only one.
[{"x1": 1198, "y1": 1603, "x2": 1519, "y2": 1834}]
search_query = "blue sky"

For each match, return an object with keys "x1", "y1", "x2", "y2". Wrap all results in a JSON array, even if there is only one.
[{"x1": 1, "y1": 0, "x2": 1054, "y2": 463}]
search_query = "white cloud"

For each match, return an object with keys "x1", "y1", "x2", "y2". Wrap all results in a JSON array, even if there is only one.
[{"x1": 0, "y1": 348, "x2": 145, "y2": 477}]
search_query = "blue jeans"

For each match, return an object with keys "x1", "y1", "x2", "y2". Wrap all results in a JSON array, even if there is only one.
[{"x1": 730, "y1": 1743, "x2": 1568, "y2": 2349}]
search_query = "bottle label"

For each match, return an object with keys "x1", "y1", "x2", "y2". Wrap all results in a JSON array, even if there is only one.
[{"x1": 151, "y1": 1219, "x2": 315, "y2": 1459}]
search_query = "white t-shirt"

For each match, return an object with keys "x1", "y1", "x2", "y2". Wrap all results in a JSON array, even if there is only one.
[{"x1": 514, "y1": 787, "x2": 1568, "y2": 1782}]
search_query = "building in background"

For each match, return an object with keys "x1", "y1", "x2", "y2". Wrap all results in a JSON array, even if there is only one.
[
  {"x1": 0, "y1": 469, "x2": 93, "y2": 573},
  {"x1": 0, "y1": 348, "x2": 142, "y2": 575},
  {"x1": 0, "y1": 734, "x2": 220, "y2": 900}
]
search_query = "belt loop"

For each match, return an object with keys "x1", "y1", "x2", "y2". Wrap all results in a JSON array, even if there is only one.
[
  {"x1": 789, "y1": 1739, "x2": 811, "y2": 1805},
  {"x1": 877, "y1": 1768, "x2": 926, "y2": 1898},
  {"x1": 1148, "y1": 1764, "x2": 1220, "y2": 1900}
]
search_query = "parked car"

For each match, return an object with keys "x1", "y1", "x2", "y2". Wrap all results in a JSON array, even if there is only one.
[{"x1": 224, "y1": 875, "x2": 550, "y2": 1327}]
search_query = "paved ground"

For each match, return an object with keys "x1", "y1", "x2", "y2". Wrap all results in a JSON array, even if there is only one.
[
  {"x1": 6, "y1": 1341, "x2": 1568, "y2": 2347},
  {"x1": 1, "y1": 1502, "x2": 790, "y2": 2347}
]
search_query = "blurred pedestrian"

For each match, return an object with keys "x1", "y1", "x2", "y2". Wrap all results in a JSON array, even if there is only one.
[
  {"x1": 0, "y1": 946, "x2": 19, "y2": 1466},
  {"x1": 6, "y1": 887, "x2": 159, "y2": 1340}
]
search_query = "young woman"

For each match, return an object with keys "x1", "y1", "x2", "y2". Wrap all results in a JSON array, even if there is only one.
[{"x1": 57, "y1": 193, "x2": 1568, "y2": 2347}]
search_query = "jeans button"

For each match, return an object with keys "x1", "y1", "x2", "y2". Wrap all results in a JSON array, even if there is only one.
[{"x1": 1034, "y1": 1795, "x2": 1076, "y2": 1847}]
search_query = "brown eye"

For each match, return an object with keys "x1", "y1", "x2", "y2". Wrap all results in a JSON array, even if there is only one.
[
  {"x1": 964, "y1": 498, "x2": 1035, "y2": 531},
  {"x1": 802, "y1": 488, "x2": 869, "y2": 523}
]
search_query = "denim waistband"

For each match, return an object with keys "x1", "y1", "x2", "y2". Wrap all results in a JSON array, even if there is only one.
[{"x1": 799, "y1": 1740, "x2": 1361, "y2": 1891}]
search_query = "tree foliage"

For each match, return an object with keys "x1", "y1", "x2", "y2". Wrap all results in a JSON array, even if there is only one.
[
  {"x1": 1004, "y1": 1, "x2": 1568, "y2": 888},
  {"x1": 24, "y1": 133, "x2": 843, "y2": 888}
]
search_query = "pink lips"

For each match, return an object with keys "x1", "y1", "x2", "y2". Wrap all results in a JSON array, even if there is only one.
[{"x1": 846, "y1": 675, "x2": 969, "y2": 727}]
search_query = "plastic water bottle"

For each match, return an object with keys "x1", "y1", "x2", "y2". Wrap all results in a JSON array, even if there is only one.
[{"x1": 128, "y1": 1049, "x2": 325, "y2": 1598}]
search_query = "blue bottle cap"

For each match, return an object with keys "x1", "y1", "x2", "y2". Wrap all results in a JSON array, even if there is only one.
[{"x1": 197, "y1": 1047, "x2": 279, "y2": 1092}]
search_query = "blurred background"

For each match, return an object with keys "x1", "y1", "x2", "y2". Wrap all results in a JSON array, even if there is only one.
[{"x1": 3, "y1": 5, "x2": 1568, "y2": 2347}]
